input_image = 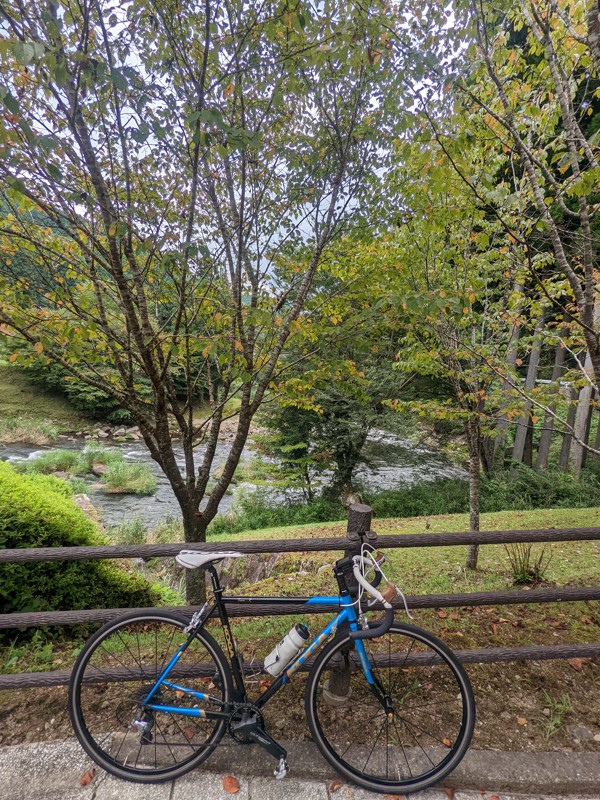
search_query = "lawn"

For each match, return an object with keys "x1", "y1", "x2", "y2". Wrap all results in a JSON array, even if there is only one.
[{"x1": 0, "y1": 364, "x2": 88, "y2": 443}]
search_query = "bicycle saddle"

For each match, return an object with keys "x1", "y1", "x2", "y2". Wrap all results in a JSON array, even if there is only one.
[{"x1": 176, "y1": 550, "x2": 244, "y2": 569}]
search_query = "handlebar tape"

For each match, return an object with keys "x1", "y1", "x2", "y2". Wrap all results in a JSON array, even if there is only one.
[{"x1": 349, "y1": 607, "x2": 394, "y2": 640}]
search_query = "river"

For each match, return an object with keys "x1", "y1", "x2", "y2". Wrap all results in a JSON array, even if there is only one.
[{"x1": 1, "y1": 429, "x2": 466, "y2": 529}]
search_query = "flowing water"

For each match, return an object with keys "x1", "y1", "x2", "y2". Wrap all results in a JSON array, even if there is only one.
[{"x1": 1, "y1": 429, "x2": 465, "y2": 530}]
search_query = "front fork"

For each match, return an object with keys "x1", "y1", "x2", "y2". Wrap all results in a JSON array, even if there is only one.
[{"x1": 354, "y1": 638, "x2": 396, "y2": 717}]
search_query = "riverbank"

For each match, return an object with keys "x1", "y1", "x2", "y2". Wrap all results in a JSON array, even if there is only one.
[{"x1": 0, "y1": 365, "x2": 90, "y2": 444}]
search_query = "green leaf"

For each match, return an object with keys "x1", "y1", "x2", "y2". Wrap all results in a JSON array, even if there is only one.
[
  {"x1": 11, "y1": 42, "x2": 35, "y2": 66},
  {"x1": 37, "y1": 136, "x2": 58, "y2": 153},
  {"x1": 110, "y1": 68, "x2": 128, "y2": 91},
  {"x1": 131, "y1": 125, "x2": 150, "y2": 144},
  {"x1": 0, "y1": 89, "x2": 20, "y2": 116}
]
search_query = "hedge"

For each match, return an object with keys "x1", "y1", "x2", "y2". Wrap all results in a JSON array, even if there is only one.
[{"x1": 0, "y1": 462, "x2": 164, "y2": 615}]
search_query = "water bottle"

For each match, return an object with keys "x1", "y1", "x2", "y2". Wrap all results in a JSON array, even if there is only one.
[{"x1": 264, "y1": 623, "x2": 309, "y2": 676}]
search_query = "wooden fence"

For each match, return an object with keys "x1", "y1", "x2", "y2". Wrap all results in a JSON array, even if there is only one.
[{"x1": 1, "y1": 505, "x2": 599, "y2": 690}]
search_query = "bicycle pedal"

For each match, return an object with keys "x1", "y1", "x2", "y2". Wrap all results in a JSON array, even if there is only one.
[{"x1": 274, "y1": 757, "x2": 288, "y2": 780}]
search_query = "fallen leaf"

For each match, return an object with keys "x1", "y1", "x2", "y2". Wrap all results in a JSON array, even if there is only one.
[
  {"x1": 223, "y1": 775, "x2": 240, "y2": 794},
  {"x1": 568, "y1": 658, "x2": 586, "y2": 671},
  {"x1": 383, "y1": 794, "x2": 406, "y2": 799},
  {"x1": 183, "y1": 728, "x2": 194, "y2": 740},
  {"x1": 491, "y1": 623, "x2": 499, "y2": 635},
  {"x1": 437, "y1": 610, "x2": 448, "y2": 619},
  {"x1": 175, "y1": 690, "x2": 185, "y2": 699},
  {"x1": 329, "y1": 779, "x2": 344, "y2": 792},
  {"x1": 442, "y1": 737, "x2": 452, "y2": 746},
  {"x1": 443, "y1": 789, "x2": 456, "y2": 799},
  {"x1": 488, "y1": 796, "x2": 502, "y2": 800},
  {"x1": 80, "y1": 768, "x2": 96, "y2": 787},
  {"x1": 580, "y1": 616, "x2": 592, "y2": 624},
  {"x1": 449, "y1": 613, "x2": 461, "y2": 621},
  {"x1": 517, "y1": 717, "x2": 527, "y2": 726}
]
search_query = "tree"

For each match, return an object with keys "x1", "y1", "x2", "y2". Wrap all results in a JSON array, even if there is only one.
[
  {"x1": 379, "y1": 131, "x2": 534, "y2": 569},
  {"x1": 261, "y1": 240, "x2": 408, "y2": 500},
  {"x1": 0, "y1": 1, "x2": 408, "y2": 600}
]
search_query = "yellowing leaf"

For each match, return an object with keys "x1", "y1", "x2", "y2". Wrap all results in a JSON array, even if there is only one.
[
  {"x1": 34, "y1": 341, "x2": 44, "y2": 354},
  {"x1": 224, "y1": 83, "x2": 235, "y2": 97},
  {"x1": 234, "y1": 340, "x2": 244, "y2": 352}
]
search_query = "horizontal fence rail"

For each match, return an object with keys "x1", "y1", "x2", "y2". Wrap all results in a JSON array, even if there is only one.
[
  {"x1": 2, "y1": 586, "x2": 600, "y2": 630},
  {"x1": 1, "y1": 643, "x2": 599, "y2": 692},
  {"x1": 1, "y1": 509, "x2": 599, "y2": 691},
  {"x1": 1, "y1": 526, "x2": 600, "y2": 564}
]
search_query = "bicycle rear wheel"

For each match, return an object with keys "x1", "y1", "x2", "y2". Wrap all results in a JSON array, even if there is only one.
[
  {"x1": 305, "y1": 622, "x2": 475, "y2": 794},
  {"x1": 68, "y1": 611, "x2": 232, "y2": 782}
]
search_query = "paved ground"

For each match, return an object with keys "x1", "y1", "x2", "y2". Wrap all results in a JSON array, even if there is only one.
[{"x1": 0, "y1": 739, "x2": 598, "y2": 800}]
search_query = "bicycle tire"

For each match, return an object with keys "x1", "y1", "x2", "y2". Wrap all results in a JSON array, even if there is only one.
[
  {"x1": 68, "y1": 610, "x2": 232, "y2": 783},
  {"x1": 305, "y1": 622, "x2": 475, "y2": 794}
]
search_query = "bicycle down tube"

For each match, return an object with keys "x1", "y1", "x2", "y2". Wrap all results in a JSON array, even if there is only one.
[{"x1": 142, "y1": 593, "x2": 370, "y2": 719}]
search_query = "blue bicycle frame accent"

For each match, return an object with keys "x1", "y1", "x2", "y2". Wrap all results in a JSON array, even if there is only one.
[
  {"x1": 143, "y1": 594, "x2": 375, "y2": 718},
  {"x1": 285, "y1": 596, "x2": 374, "y2": 684}
]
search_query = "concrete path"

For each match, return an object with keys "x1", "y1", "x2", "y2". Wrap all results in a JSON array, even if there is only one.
[{"x1": 0, "y1": 739, "x2": 598, "y2": 800}]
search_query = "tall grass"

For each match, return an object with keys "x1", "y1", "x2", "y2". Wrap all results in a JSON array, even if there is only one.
[
  {"x1": 21, "y1": 445, "x2": 124, "y2": 476},
  {"x1": 0, "y1": 415, "x2": 59, "y2": 445},
  {"x1": 103, "y1": 461, "x2": 157, "y2": 495}
]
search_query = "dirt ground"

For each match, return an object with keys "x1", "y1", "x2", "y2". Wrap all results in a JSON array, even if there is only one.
[{"x1": 0, "y1": 654, "x2": 598, "y2": 754}]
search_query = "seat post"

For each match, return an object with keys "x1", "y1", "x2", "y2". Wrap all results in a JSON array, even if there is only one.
[{"x1": 207, "y1": 563, "x2": 223, "y2": 596}]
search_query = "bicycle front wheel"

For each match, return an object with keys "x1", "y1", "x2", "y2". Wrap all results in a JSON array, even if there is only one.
[
  {"x1": 68, "y1": 611, "x2": 232, "y2": 783},
  {"x1": 305, "y1": 622, "x2": 475, "y2": 795}
]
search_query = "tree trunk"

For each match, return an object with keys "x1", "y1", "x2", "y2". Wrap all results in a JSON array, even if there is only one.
[
  {"x1": 536, "y1": 341, "x2": 567, "y2": 470},
  {"x1": 592, "y1": 408, "x2": 600, "y2": 460},
  {"x1": 494, "y1": 283, "x2": 523, "y2": 466},
  {"x1": 522, "y1": 415, "x2": 534, "y2": 467},
  {"x1": 512, "y1": 314, "x2": 545, "y2": 468},
  {"x1": 182, "y1": 514, "x2": 208, "y2": 604},
  {"x1": 570, "y1": 350, "x2": 595, "y2": 478},
  {"x1": 558, "y1": 386, "x2": 579, "y2": 470},
  {"x1": 465, "y1": 418, "x2": 481, "y2": 571}
]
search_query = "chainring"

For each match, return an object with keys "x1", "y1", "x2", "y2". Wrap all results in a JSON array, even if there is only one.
[{"x1": 227, "y1": 702, "x2": 265, "y2": 744}]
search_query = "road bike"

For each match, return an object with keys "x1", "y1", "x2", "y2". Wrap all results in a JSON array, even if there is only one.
[{"x1": 68, "y1": 541, "x2": 475, "y2": 795}]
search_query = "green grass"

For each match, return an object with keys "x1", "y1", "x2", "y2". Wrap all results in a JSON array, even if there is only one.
[
  {"x1": 20, "y1": 445, "x2": 157, "y2": 495},
  {"x1": 0, "y1": 365, "x2": 89, "y2": 442},
  {"x1": 103, "y1": 461, "x2": 157, "y2": 495},
  {"x1": 207, "y1": 505, "x2": 600, "y2": 598},
  {"x1": 201, "y1": 506, "x2": 600, "y2": 659}
]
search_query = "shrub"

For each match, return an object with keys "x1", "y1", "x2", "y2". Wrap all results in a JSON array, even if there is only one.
[
  {"x1": 504, "y1": 542, "x2": 553, "y2": 585},
  {"x1": 0, "y1": 462, "x2": 164, "y2": 615},
  {"x1": 208, "y1": 489, "x2": 345, "y2": 536}
]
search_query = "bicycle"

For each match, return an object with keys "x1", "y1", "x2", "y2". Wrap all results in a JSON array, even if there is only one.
[{"x1": 68, "y1": 540, "x2": 475, "y2": 795}]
